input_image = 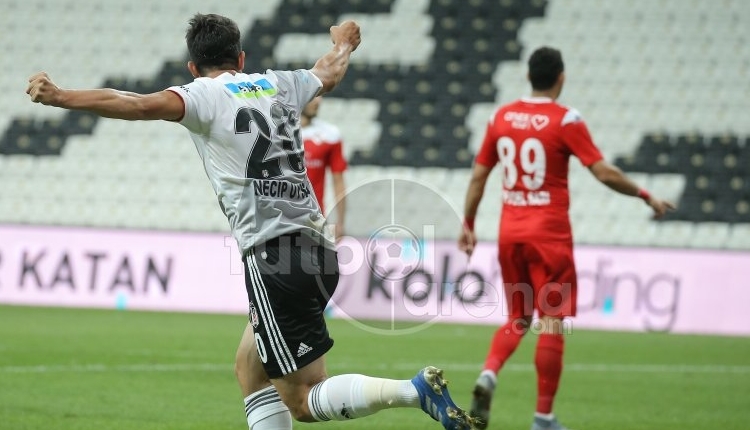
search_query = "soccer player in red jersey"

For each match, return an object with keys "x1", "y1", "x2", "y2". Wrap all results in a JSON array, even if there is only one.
[
  {"x1": 458, "y1": 47, "x2": 674, "y2": 430},
  {"x1": 301, "y1": 96, "x2": 348, "y2": 241}
]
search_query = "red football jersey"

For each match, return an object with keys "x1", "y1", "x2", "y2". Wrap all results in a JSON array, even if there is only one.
[
  {"x1": 301, "y1": 119, "x2": 347, "y2": 214},
  {"x1": 475, "y1": 97, "x2": 604, "y2": 243}
]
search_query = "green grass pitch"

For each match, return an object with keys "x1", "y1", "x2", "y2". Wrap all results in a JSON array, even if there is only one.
[{"x1": 1, "y1": 305, "x2": 748, "y2": 430}]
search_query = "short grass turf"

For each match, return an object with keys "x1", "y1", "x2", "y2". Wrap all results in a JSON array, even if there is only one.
[{"x1": 1, "y1": 305, "x2": 749, "y2": 430}]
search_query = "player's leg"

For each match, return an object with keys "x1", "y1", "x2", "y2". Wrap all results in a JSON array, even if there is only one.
[
  {"x1": 271, "y1": 354, "x2": 476, "y2": 429},
  {"x1": 272, "y1": 354, "x2": 415, "y2": 421},
  {"x1": 528, "y1": 242, "x2": 576, "y2": 430},
  {"x1": 236, "y1": 321, "x2": 272, "y2": 396},
  {"x1": 533, "y1": 315, "x2": 565, "y2": 422},
  {"x1": 250, "y1": 233, "x2": 475, "y2": 429},
  {"x1": 470, "y1": 243, "x2": 534, "y2": 429},
  {"x1": 484, "y1": 244, "x2": 536, "y2": 372},
  {"x1": 530, "y1": 315, "x2": 568, "y2": 430},
  {"x1": 238, "y1": 268, "x2": 292, "y2": 429}
]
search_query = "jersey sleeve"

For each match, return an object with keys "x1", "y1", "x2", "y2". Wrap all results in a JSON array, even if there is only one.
[
  {"x1": 475, "y1": 120, "x2": 500, "y2": 167},
  {"x1": 328, "y1": 141, "x2": 348, "y2": 173},
  {"x1": 166, "y1": 79, "x2": 215, "y2": 135},
  {"x1": 560, "y1": 108, "x2": 604, "y2": 167},
  {"x1": 267, "y1": 69, "x2": 323, "y2": 113}
]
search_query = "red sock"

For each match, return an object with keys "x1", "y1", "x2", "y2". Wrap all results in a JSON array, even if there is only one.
[
  {"x1": 535, "y1": 333, "x2": 564, "y2": 414},
  {"x1": 483, "y1": 320, "x2": 526, "y2": 373}
]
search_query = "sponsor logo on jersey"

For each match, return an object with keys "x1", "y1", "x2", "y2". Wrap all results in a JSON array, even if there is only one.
[
  {"x1": 305, "y1": 158, "x2": 325, "y2": 168},
  {"x1": 504, "y1": 111, "x2": 550, "y2": 131},
  {"x1": 530, "y1": 114, "x2": 550, "y2": 130},
  {"x1": 225, "y1": 79, "x2": 277, "y2": 99}
]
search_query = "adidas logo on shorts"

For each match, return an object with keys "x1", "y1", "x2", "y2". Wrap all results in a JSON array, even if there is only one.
[{"x1": 297, "y1": 342, "x2": 313, "y2": 357}]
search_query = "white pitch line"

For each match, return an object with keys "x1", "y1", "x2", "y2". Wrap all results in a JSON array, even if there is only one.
[
  {"x1": 0, "y1": 363, "x2": 229, "y2": 374},
  {"x1": 2, "y1": 362, "x2": 750, "y2": 374},
  {"x1": 334, "y1": 362, "x2": 750, "y2": 374}
]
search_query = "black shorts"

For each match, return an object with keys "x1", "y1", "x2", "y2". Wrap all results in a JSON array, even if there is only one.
[{"x1": 243, "y1": 232, "x2": 339, "y2": 378}]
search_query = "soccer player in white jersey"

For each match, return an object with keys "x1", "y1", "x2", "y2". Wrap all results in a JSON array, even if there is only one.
[{"x1": 27, "y1": 13, "x2": 477, "y2": 430}]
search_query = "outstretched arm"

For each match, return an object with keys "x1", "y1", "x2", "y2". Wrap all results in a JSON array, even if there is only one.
[
  {"x1": 26, "y1": 72, "x2": 184, "y2": 121},
  {"x1": 459, "y1": 163, "x2": 493, "y2": 256},
  {"x1": 311, "y1": 21, "x2": 361, "y2": 95},
  {"x1": 588, "y1": 159, "x2": 676, "y2": 218}
]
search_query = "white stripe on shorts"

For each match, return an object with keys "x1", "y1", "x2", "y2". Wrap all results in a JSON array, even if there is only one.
[{"x1": 247, "y1": 253, "x2": 297, "y2": 374}]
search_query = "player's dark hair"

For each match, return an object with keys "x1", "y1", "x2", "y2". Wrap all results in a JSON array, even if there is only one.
[
  {"x1": 186, "y1": 13, "x2": 242, "y2": 74},
  {"x1": 528, "y1": 46, "x2": 564, "y2": 91}
]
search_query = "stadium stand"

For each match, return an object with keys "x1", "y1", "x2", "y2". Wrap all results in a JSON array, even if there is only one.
[
  {"x1": 0, "y1": 0, "x2": 748, "y2": 249},
  {"x1": 615, "y1": 132, "x2": 750, "y2": 224}
]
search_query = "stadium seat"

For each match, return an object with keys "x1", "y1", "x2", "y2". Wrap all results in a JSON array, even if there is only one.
[
  {"x1": 725, "y1": 223, "x2": 750, "y2": 250},
  {"x1": 689, "y1": 222, "x2": 731, "y2": 249},
  {"x1": 652, "y1": 221, "x2": 695, "y2": 248},
  {"x1": 0, "y1": 0, "x2": 749, "y2": 251}
]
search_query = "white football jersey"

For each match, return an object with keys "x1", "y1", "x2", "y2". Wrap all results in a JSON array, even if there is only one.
[{"x1": 168, "y1": 69, "x2": 334, "y2": 253}]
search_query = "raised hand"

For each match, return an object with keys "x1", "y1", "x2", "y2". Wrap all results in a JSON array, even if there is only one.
[
  {"x1": 330, "y1": 20, "x2": 361, "y2": 52},
  {"x1": 26, "y1": 72, "x2": 62, "y2": 106}
]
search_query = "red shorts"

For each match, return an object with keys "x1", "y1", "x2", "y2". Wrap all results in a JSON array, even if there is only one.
[{"x1": 498, "y1": 241, "x2": 577, "y2": 319}]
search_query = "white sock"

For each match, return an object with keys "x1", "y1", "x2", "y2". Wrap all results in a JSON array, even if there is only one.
[
  {"x1": 478, "y1": 369, "x2": 497, "y2": 389},
  {"x1": 244, "y1": 386, "x2": 292, "y2": 430},
  {"x1": 307, "y1": 374, "x2": 419, "y2": 421},
  {"x1": 534, "y1": 411, "x2": 556, "y2": 421}
]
